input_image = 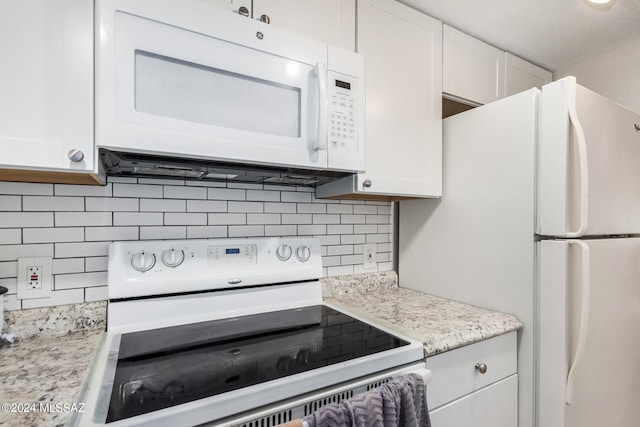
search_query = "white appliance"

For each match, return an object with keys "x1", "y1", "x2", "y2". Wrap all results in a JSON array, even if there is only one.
[
  {"x1": 399, "y1": 76, "x2": 640, "y2": 427},
  {"x1": 71, "y1": 237, "x2": 428, "y2": 427},
  {"x1": 95, "y1": 0, "x2": 364, "y2": 182}
]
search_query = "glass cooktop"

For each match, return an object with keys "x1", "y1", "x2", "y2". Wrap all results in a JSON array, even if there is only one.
[{"x1": 106, "y1": 304, "x2": 410, "y2": 422}]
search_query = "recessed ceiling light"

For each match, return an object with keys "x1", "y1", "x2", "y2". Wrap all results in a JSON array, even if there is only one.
[{"x1": 584, "y1": 0, "x2": 615, "y2": 9}]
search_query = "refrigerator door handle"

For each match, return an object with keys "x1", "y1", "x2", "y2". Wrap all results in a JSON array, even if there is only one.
[
  {"x1": 565, "y1": 240, "x2": 591, "y2": 404},
  {"x1": 565, "y1": 84, "x2": 589, "y2": 238}
]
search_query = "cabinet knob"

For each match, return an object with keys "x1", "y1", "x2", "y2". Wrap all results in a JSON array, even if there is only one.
[
  {"x1": 362, "y1": 179, "x2": 372, "y2": 189},
  {"x1": 259, "y1": 14, "x2": 271, "y2": 24},
  {"x1": 67, "y1": 149, "x2": 85, "y2": 163},
  {"x1": 475, "y1": 362, "x2": 488, "y2": 374},
  {"x1": 238, "y1": 6, "x2": 250, "y2": 17}
]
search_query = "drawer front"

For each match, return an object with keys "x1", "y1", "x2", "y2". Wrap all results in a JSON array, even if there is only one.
[
  {"x1": 429, "y1": 374, "x2": 518, "y2": 427},
  {"x1": 426, "y1": 331, "x2": 517, "y2": 409}
]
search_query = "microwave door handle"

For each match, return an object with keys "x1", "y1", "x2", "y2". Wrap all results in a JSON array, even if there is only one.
[{"x1": 313, "y1": 62, "x2": 328, "y2": 151}]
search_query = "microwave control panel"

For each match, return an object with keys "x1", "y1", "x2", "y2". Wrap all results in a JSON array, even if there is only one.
[{"x1": 328, "y1": 71, "x2": 358, "y2": 154}]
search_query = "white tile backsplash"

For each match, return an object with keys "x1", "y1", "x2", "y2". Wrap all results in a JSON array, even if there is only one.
[
  {"x1": 0, "y1": 182, "x2": 53, "y2": 195},
  {"x1": 0, "y1": 261, "x2": 17, "y2": 279},
  {"x1": 0, "y1": 177, "x2": 393, "y2": 311},
  {"x1": 0, "y1": 244, "x2": 54, "y2": 261},
  {"x1": 164, "y1": 185, "x2": 207, "y2": 200},
  {"x1": 55, "y1": 271, "x2": 107, "y2": 290},
  {"x1": 55, "y1": 212, "x2": 112, "y2": 227},
  {"x1": 52, "y1": 258, "x2": 85, "y2": 275},
  {"x1": 85, "y1": 197, "x2": 139, "y2": 211},
  {"x1": 23, "y1": 196, "x2": 84, "y2": 211},
  {"x1": 85, "y1": 226, "x2": 139, "y2": 242},
  {"x1": 140, "y1": 198, "x2": 186, "y2": 212},
  {"x1": 140, "y1": 226, "x2": 187, "y2": 240},
  {"x1": 54, "y1": 183, "x2": 113, "y2": 197},
  {"x1": 55, "y1": 242, "x2": 109, "y2": 258},
  {"x1": 0, "y1": 212, "x2": 53, "y2": 228},
  {"x1": 0, "y1": 195, "x2": 21, "y2": 211},
  {"x1": 0, "y1": 229, "x2": 22, "y2": 245},
  {"x1": 23, "y1": 227, "x2": 85, "y2": 243},
  {"x1": 85, "y1": 256, "x2": 108, "y2": 272}
]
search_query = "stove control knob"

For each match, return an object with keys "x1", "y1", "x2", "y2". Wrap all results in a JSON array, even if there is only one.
[
  {"x1": 276, "y1": 355, "x2": 293, "y2": 374},
  {"x1": 131, "y1": 251, "x2": 156, "y2": 272},
  {"x1": 295, "y1": 245, "x2": 311, "y2": 262},
  {"x1": 161, "y1": 248, "x2": 185, "y2": 268},
  {"x1": 276, "y1": 244, "x2": 292, "y2": 261}
]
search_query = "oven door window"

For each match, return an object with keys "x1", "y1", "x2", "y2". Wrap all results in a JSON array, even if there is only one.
[{"x1": 106, "y1": 305, "x2": 409, "y2": 422}]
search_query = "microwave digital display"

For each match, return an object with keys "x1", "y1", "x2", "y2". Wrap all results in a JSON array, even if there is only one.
[
  {"x1": 335, "y1": 80, "x2": 351, "y2": 90},
  {"x1": 226, "y1": 248, "x2": 240, "y2": 255}
]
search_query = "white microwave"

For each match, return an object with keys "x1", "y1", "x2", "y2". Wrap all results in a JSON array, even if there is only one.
[{"x1": 95, "y1": 0, "x2": 365, "y2": 178}]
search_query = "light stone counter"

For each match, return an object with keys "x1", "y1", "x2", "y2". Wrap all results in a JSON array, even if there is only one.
[
  {"x1": 0, "y1": 328, "x2": 103, "y2": 427},
  {"x1": 0, "y1": 271, "x2": 521, "y2": 426},
  {"x1": 322, "y1": 271, "x2": 523, "y2": 356}
]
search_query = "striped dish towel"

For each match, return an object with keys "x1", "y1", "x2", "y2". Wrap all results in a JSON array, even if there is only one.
[{"x1": 302, "y1": 373, "x2": 430, "y2": 427}]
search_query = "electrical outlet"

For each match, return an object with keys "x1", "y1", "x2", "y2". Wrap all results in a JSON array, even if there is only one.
[
  {"x1": 27, "y1": 266, "x2": 43, "y2": 289},
  {"x1": 363, "y1": 244, "x2": 377, "y2": 269},
  {"x1": 17, "y1": 257, "x2": 52, "y2": 299}
]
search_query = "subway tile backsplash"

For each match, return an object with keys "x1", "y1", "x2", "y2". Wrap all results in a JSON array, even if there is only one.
[{"x1": 0, "y1": 177, "x2": 393, "y2": 311}]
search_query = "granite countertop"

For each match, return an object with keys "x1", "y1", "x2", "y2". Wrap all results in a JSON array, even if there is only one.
[
  {"x1": 325, "y1": 286, "x2": 522, "y2": 356},
  {"x1": 0, "y1": 328, "x2": 104, "y2": 427},
  {"x1": 0, "y1": 271, "x2": 521, "y2": 426}
]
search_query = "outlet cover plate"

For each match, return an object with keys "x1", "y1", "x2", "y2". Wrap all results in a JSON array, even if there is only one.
[
  {"x1": 17, "y1": 257, "x2": 52, "y2": 299},
  {"x1": 363, "y1": 244, "x2": 377, "y2": 269}
]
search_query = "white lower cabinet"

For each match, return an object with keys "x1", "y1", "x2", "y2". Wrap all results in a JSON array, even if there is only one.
[
  {"x1": 430, "y1": 375, "x2": 518, "y2": 426},
  {"x1": 427, "y1": 332, "x2": 518, "y2": 427}
]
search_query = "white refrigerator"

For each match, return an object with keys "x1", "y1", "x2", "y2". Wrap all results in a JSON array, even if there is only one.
[{"x1": 399, "y1": 76, "x2": 640, "y2": 427}]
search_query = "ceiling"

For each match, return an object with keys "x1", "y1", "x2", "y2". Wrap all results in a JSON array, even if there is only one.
[{"x1": 397, "y1": 0, "x2": 640, "y2": 72}]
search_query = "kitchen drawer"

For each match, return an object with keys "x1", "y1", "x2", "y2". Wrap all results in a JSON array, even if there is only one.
[
  {"x1": 426, "y1": 331, "x2": 516, "y2": 410},
  {"x1": 429, "y1": 374, "x2": 518, "y2": 426}
]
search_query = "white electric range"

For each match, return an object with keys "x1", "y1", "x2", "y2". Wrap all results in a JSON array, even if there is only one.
[{"x1": 71, "y1": 237, "x2": 428, "y2": 427}]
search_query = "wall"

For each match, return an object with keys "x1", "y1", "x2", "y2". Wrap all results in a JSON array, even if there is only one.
[
  {"x1": 554, "y1": 39, "x2": 640, "y2": 113},
  {"x1": 0, "y1": 177, "x2": 393, "y2": 311}
]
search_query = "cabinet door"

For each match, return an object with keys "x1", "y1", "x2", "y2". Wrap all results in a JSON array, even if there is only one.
[
  {"x1": 0, "y1": 0, "x2": 94, "y2": 173},
  {"x1": 443, "y1": 25, "x2": 505, "y2": 105},
  {"x1": 200, "y1": 0, "x2": 251, "y2": 14},
  {"x1": 429, "y1": 375, "x2": 518, "y2": 427},
  {"x1": 357, "y1": 0, "x2": 442, "y2": 197},
  {"x1": 505, "y1": 52, "x2": 552, "y2": 96},
  {"x1": 253, "y1": 0, "x2": 355, "y2": 51},
  {"x1": 427, "y1": 332, "x2": 517, "y2": 410}
]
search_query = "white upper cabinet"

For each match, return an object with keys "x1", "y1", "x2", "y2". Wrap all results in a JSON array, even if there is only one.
[
  {"x1": 207, "y1": 0, "x2": 355, "y2": 51},
  {"x1": 443, "y1": 25, "x2": 505, "y2": 105},
  {"x1": 199, "y1": 0, "x2": 251, "y2": 13},
  {"x1": 253, "y1": 0, "x2": 355, "y2": 51},
  {"x1": 0, "y1": 0, "x2": 101, "y2": 184},
  {"x1": 316, "y1": 0, "x2": 443, "y2": 199},
  {"x1": 505, "y1": 52, "x2": 552, "y2": 97}
]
